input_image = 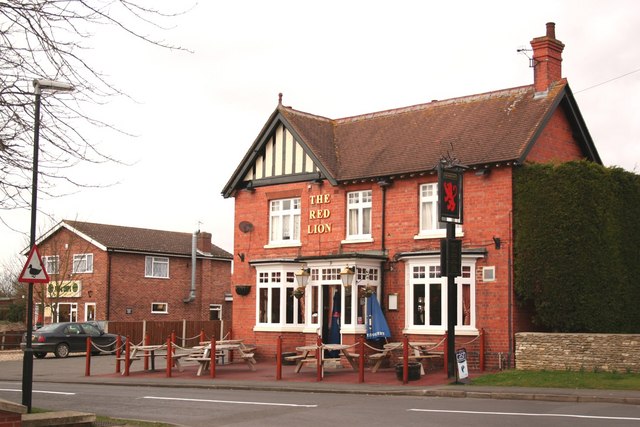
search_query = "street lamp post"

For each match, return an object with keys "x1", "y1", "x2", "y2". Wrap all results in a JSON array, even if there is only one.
[{"x1": 22, "y1": 79, "x2": 74, "y2": 412}]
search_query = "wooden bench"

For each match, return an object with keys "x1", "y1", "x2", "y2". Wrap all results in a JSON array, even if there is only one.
[
  {"x1": 115, "y1": 356, "x2": 141, "y2": 374},
  {"x1": 284, "y1": 354, "x2": 305, "y2": 362}
]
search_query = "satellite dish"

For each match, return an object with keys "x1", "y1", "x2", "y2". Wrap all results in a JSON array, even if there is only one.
[{"x1": 238, "y1": 221, "x2": 254, "y2": 233}]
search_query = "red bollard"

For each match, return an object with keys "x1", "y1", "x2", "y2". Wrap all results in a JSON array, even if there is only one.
[
  {"x1": 316, "y1": 335, "x2": 322, "y2": 382},
  {"x1": 210, "y1": 339, "x2": 216, "y2": 378},
  {"x1": 166, "y1": 336, "x2": 172, "y2": 377},
  {"x1": 200, "y1": 329, "x2": 205, "y2": 345},
  {"x1": 276, "y1": 336, "x2": 282, "y2": 380},
  {"x1": 144, "y1": 332, "x2": 150, "y2": 371},
  {"x1": 124, "y1": 337, "x2": 131, "y2": 376},
  {"x1": 402, "y1": 335, "x2": 409, "y2": 384},
  {"x1": 115, "y1": 335, "x2": 122, "y2": 374},
  {"x1": 85, "y1": 337, "x2": 91, "y2": 377},
  {"x1": 358, "y1": 336, "x2": 365, "y2": 383}
]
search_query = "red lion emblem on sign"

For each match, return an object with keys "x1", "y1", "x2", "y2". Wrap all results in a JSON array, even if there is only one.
[{"x1": 443, "y1": 181, "x2": 457, "y2": 212}]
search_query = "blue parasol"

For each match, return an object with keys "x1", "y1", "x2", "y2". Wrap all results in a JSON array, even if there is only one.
[
  {"x1": 366, "y1": 293, "x2": 391, "y2": 341},
  {"x1": 326, "y1": 289, "x2": 341, "y2": 357}
]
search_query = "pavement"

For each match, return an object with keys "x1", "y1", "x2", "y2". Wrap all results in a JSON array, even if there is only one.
[{"x1": 0, "y1": 350, "x2": 639, "y2": 407}]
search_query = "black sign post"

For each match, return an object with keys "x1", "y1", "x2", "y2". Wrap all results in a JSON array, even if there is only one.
[{"x1": 438, "y1": 162, "x2": 464, "y2": 379}]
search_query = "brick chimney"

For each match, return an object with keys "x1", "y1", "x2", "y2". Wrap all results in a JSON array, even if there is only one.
[
  {"x1": 197, "y1": 232, "x2": 212, "y2": 253},
  {"x1": 530, "y1": 22, "x2": 565, "y2": 93}
]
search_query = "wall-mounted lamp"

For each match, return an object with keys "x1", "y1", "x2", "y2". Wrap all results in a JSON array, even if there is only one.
[
  {"x1": 493, "y1": 236, "x2": 501, "y2": 250},
  {"x1": 87, "y1": 290, "x2": 93, "y2": 298},
  {"x1": 475, "y1": 168, "x2": 490, "y2": 176},
  {"x1": 294, "y1": 265, "x2": 311, "y2": 288},
  {"x1": 237, "y1": 253, "x2": 245, "y2": 262},
  {"x1": 340, "y1": 265, "x2": 355, "y2": 288}
]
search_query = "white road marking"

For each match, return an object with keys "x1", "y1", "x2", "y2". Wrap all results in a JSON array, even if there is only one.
[
  {"x1": 0, "y1": 388, "x2": 75, "y2": 396},
  {"x1": 143, "y1": 396, "x2": 317, "y2": 408},
  {"x1": 409, "y1": 408, "x2": 640, "y2": 421}
]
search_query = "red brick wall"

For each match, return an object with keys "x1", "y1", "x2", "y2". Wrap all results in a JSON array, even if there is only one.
[
  {"x1": 0, "y1": 411, "x2": 21, "y2": 427},
  {"x1": 526, "y1": 108, "x2": 585, "y2": 163},
  {"x1": 37, "y1": 229, "x2": 231, "y2": 324}
]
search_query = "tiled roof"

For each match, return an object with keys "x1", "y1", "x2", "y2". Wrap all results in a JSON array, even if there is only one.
[
  {"x1": 279, "y1": 81, "x2": 570, "y2": 181},
  {"x1": 61, "y1": 220, "x2": 232, "y2": 259}
]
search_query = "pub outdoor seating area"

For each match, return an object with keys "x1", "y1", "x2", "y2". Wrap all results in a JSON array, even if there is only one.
[{"x1": 81, "y1": 330, "x2": 484, "y2": 385}]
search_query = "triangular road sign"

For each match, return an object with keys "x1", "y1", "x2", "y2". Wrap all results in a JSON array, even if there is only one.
[{"x1": 18, "y1": 245, "x2": 50, "y2": 284}]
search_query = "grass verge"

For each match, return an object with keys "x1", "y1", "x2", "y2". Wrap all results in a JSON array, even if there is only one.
[{"x1": 471, "y1": 369, "x2": 640, "y2": 390}]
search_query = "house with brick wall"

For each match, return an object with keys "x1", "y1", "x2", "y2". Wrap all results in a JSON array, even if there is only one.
[
  {"x1": 33, "y1": 220, "x2": 233, "y2": 325},
  {"x1": 221, "y1": 23, "x2": 601, "y2": 370}
]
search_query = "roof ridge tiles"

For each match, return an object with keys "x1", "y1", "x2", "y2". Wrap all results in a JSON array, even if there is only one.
[{"x1": 335, "y1": 84, "x2": 537, "y2": 124}]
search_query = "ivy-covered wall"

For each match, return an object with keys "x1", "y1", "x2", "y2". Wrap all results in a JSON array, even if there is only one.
[{"x1": 513, "y1": 161, "x2": 640, "y2": 333}]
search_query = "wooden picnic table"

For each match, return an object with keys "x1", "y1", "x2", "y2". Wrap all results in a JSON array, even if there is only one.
[
  {"x1": 116, "y1": 344, "x2": 165, "y2": 374},
  {"x1": 287, "y1": 343, "x2": 359, "y2": 375},
  {"x1": 368, "y1": 342, "x2": 441, "y2": 374},
  {"x1": 187, "y1": 340, "x2": 257, "y2": 375}
]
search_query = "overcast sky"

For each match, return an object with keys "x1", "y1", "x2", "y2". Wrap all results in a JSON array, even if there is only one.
[{"x1": 2, "y1": 0, "x2": 639, "y2": 269}]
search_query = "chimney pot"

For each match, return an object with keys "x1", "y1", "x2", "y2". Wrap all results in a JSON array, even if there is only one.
[{"x1": 546, "y1": 22, "x2": 556, "y2": 39}]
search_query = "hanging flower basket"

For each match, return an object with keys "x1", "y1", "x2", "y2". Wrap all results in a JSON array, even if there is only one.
[
  {"x1": 235, "y1": 285, "x2": 251, "y2": 296},
  {"x1": 360, "y1": 286, "x2": 375, "y2": 298},
  {"x1": 293, "y1": 287, "x2": 305, "y2": 299}
]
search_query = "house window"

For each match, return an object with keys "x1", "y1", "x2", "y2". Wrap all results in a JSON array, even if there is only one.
[
  {"x1": 483, "y1": 266, "x2": 496, "y2": 282},
  {"x1": 151, "y1": 302, "x2": 168, "y2": 314},
  {"x1": 209, "y1": 304, "x2": 222, "y2": 320},
  {"x1": 42, "y1": 255, "x2": 59, "y2": 274},
  {"x1": 346, "y1": 190, "x2": 372, "y2": 239},
  {"x1": 72, "y1": 254, "x2": 93, "y2": 273},
  {"x1": 406, "y1": 258, "x2": 476, "y2": 332},
  {"x1": 269, "y1": 198, "x2": 301, "y2": 244},
  {"x1": 145, "y1": 256, "x2": 169, "y2": 278},
  {"x1": 257, "y1": 268, "x2": 303, "y2": 328},
  {"x1": 418, "y1": 183, "x2": 462, "y2": 238},
  {"x1": 419, "y1": 183, "x2": 446, "y2": 234}
]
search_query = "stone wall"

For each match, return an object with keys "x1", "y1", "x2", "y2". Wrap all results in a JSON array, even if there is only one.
[{"x1": 515, "y1": 332, "x2": 640, "y2": 373}]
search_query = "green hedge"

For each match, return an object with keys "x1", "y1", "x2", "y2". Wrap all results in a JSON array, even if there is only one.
[{"x1": 514, "y1": 161, "x2": 640, "y2": 332}]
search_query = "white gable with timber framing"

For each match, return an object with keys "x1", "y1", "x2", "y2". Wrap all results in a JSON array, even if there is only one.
[
  {"x1": 244, "y1": 123, "x2": 318, "y2": 181},
  {"x1": 222, "y1": 103, "x2": 335, "y2": 198}
]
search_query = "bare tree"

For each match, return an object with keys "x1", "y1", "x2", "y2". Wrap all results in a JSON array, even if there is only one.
[{"x1": 0, "y1": 1, "x2": 188, "y2": 220}]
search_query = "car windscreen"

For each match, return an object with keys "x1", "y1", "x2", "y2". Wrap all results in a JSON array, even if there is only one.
[{"x1": 81, "y1": 323, "x2": 102, "y2": 336}]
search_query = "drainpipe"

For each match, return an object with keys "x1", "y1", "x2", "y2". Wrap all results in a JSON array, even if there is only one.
[
  {"x1": 183, "y1": 230, "x2": 199, "y2": 303},
  {"x1": 378, "y1": 179, "x2": 391, "y2": 301}
]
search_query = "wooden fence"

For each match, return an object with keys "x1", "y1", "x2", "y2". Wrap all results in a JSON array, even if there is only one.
[
  {"x1": 0, "y1": 331, "x2": 24, "y2": 350},
  {"x1": 105, "y1": 320, "x2": 223, "y2": 347}
]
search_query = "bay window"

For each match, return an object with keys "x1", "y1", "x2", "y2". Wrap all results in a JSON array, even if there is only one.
[{"x1": 405, "y1": 257, "x2": 477, "y2": 333}]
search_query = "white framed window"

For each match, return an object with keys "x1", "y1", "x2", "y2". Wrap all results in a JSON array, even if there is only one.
[
  {"x1": 255, "y1": 266, "x2": 304, "y2": 331},
  {"x1": 145, "y1": 256, "x2": 169, "y2": 278},
  {"x1": 42, "y1": 255, "x2": 59, "y2": 275},
  {"x1": 417, "y1": 183, "x2": 462, "y2": 238},
  {"x1": 405, "y1": 256, "x2": 478, "y2": 333},
  {"x1": 85, "y1": 303, "x2": 96, "y2": 321},
  {"x1": 151, "y1": 302, "x2": 168, "y2": 314},
  {"x1": 269, "y1": 198, "x2": 301, "y2": 244},
  {"x1": 72, "y1": 254, "x2": 93, "y2": 273},
  {"x1": 209, "y1": 304, "x2": 222, "y2": 320},
  {"x1": 483, "y1": 266, "x2": 496, "y2": 282},
  {"x1": 346, "y1": 190, "x2": 372, "y2": 239}
]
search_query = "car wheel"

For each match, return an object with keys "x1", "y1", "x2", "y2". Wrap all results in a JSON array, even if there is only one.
[
  {"x1": 54, "y1": 343, "x2": 70, "y2": 358},
  {"x1": 34, "y1": 352, "x2": 47, "y2": 359}
]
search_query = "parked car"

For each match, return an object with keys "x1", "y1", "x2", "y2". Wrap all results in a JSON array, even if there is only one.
[{"x1": 21, "y1": 321, "x2": 122, "y2": 358}]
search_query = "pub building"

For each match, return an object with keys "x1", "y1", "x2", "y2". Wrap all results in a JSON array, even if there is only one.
[{"x1": 222, "y1": 23, "x2": 601, "y2": 370}]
